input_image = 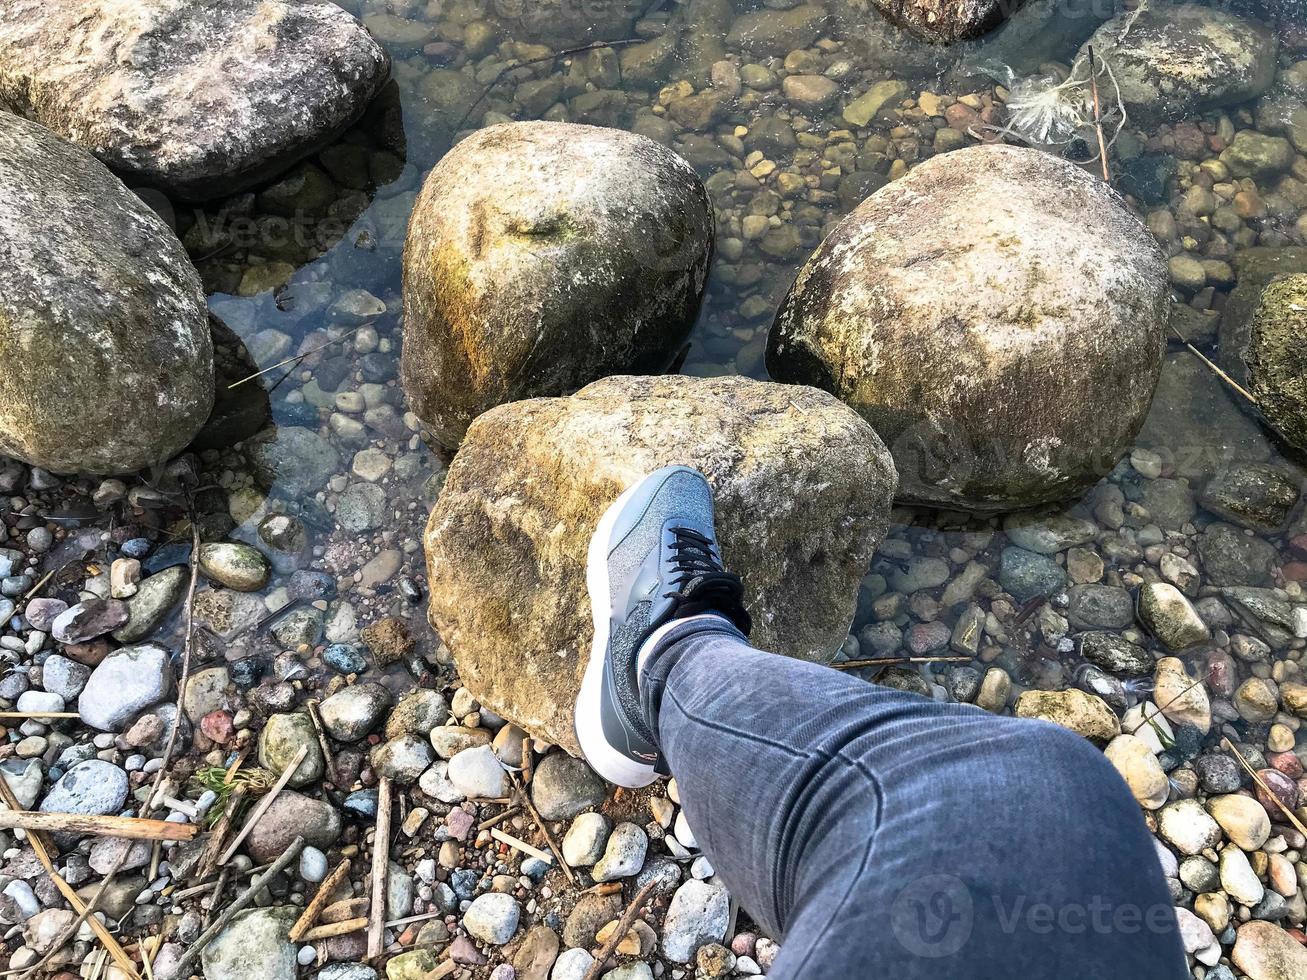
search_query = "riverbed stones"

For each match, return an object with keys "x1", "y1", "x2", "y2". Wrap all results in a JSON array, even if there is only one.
[
  {"x1": 0, "y1": 113, "x2": 213, "y2": 474},
  {"x1": 258, "y1": 713, "x2": 325, "y2": 788},
  {"x1": 244, "y1": 790, "x2": 342, "y2": 863},
  {"x1": 0, "y1": 0, "x2": 390, "y2": 200},
  {"x1": 319, "y1": 683, "x2": 392, "y2": 742},
  {"x1": 1078, "y1": 5, "x2": 1276, "y2": 125},
  {"x1": 1137, "y1": 583, "x2": 1211, "y2": 651},
  {"x1": 1232, "y1": 919, "x2": 1307, "y2": 980},
  {"x1": 39, "y1": 759, "x2": 127, "y2": 816},
  {"x1": 1014, "y1": 689, "x2": 1119, "y2": 744},
  {"x1": 112, "y1": 567, "x2": 189, "y2": 643},
  {"x1": 201, "y1": 906, "x2": 298, "y2": 980},
  {"x1": 662, "y1": 880, "x2": 729, "y2": 963},
  {"x1": 1153, "y1": 657, "x2": 1212, "y2": 733},
  {"x1": 1200, "y1": 463, "x2": 1300, "y2": 533},
  {"x1": 199, "y1": 543, "x2": 271, "y2": 592},
  {"x1": 77, "y1": 644, "x2": 173, "y2": 731},
  {"x1": 1104, "y1": 734, "x2": 1169, "y2": 809},
  {"x1": 1159, "y1": 798, "x2": 1223, "y2": 856},
  {"x1": 767, "y1": 144, "x2": 1167, "y2": 512},
  {"x1": 424, "y1": 375, "x2": 896, "y2": 753},
  {"x1": 868, "y1": 0, "x2": 1025, "y2": 43},
  {"x1": 1208, "y1": 794, "x2": 1271, "y2": 852},
  {"x1": 531, "y1": 754, "x2": 607, "y2": 821},
  {"x1": 464, "y1": 893, "x2": 520, "y2": 946},
  {"x1": 401, "y1": 122, "x2": 715, "y2": 448}
]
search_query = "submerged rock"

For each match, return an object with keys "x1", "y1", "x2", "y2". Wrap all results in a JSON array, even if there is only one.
[
  {"x1": 1234, "y1": 274, "x2": 1307, "y2": 454},
  {"x1": 0, "y1": 113, "x2": 212, "y2": 474},
  {"x1": 424, "y1": 375, "x2": 896, "y2": 753},
  {"x1": 401, "y1": 122, "x2": 714, "y2": 448},
  {"x1": 767, "y1": 144, "x2": 1167, "y2": 512},
  {"x1": 868, "y1": 0, "x2": 1026, "y2": 43},
  {"x1": 1078, "y1": 4, "x2": 1276, "y2": 125},
  {"x1": 0, "y1": 0, "x2": 390, "y2": 200}
]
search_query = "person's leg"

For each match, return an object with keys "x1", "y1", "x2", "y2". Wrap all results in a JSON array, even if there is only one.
[{"x1": 640, "y1": 620, "x2": 1188, "y2": 979}]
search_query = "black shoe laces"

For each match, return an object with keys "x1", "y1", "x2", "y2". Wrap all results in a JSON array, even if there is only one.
[{"x1": 664, "y1": 527, "x2": 752, "y2": 635}]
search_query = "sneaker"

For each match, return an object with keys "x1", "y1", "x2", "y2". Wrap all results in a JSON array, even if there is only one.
[{"x1": 576, "y1": 465, "x2": 750, "y2": 787}]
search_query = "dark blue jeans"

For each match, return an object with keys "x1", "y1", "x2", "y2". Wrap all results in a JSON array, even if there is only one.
[{"x1": 640, "y1": 618, "x2": 1189, "y2": 979}]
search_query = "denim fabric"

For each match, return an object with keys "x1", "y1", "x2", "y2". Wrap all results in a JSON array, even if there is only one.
[{"x1": 640, "y1": 619, "x2": 1189, "y2": 979}]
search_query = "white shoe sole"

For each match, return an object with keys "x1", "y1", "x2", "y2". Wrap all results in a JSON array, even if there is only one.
[{"x1": 575, "y1": 479, "x2": 661, "y2": 789}]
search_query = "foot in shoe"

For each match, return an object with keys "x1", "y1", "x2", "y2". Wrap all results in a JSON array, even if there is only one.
[{"x1": 575, "y1": 465, "x2": 750, "y2": 788}]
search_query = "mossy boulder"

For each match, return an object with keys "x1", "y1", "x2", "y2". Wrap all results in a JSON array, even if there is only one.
[
  {"x1": 424, "y1": 375, "x2": 897, "y2": 754},
  {"x1": 1235, "y1": 273, "x2": 1307, "y2": 453},
  {"x1": 401, "y1": 122, "x2": 713, "y2": 448},
  {"x1": 0, "y1": 0, "x2": 390, "y2": 200},
  {"x1": 0, "y1": 113, "x2": 212, "y2": 474},
  {"x1": 1078, "y1": 4, "x2": 1276, "y2": 125},
  {"x1": 866, "y1": 0, "x2": 1027, "y2": 43},
  {"x1": 767, "y1": 144, "x2": 1168, "y2": 512}
]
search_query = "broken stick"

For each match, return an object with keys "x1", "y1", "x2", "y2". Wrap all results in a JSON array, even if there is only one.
[
  {"x1": 218, "y1": 744, "x2": 309, "y2": 864},
  {"x1": 367, "y1": 777, "x2": 394, "y2": 959},
  {"x1": 289, "y1": 857, "x2": 352, "y2": 942},
  {"x1": 172, "y1": 836, "x2": 306, "y2": 977},
  {"x1": 0, "y1": 811, "x2": 197, "y2": 841},
  {"x1": 581, "y1": 879, "x2": 658, "y2": 980}
]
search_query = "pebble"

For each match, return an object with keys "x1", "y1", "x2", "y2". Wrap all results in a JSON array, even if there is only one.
[
  {"x1": 592, "y1": 822, "x2": 648, "y2": 882},
  {"x1": 446, "y1": 744, "x2": 507, "y2": 799},
  {"x1": 300, "y1": 846, "x2": 328, "y2": 883},
  {"x1": 463, "y1": 892, "x2": 520, "y2": 945},
  {"x1": 662, "y1": 880, "x2": 730, "y2": 963},
  {"x1": 561, "y1": 812, "x2": 610, "y2": 867}
]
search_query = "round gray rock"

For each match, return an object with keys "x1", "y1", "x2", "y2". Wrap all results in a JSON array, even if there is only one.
[
  {"x1": 78, "y1": 644, "x2": 174, "y2": 732},
  {"x1": 463, "y1": 892, "x2": 520, "y2": 945},
  {"x1": 767, "y1": 144, "x2": 1168, "y2": 512},
  {"x1": 530, "y1": 754, "x2": 606, "y2": 821},
  {"x1": 0, "y1": 113, "x2": 213, "y2": 474},
  {"x1": 39, "y1": 760, "x2": 128, "y2": 817},
  {"x1": 0, "y1": 0, "x2": 390, "y2": 201},
  {"x1": 402, "y1": 122, "x2": 714, "y2": 448},
  {"x1": 1078, "y1": 4, "x2": 1276, "y2": 125},
  {"x1": 319, "y1": 683, "x2": 393, "y2": 742},
  {"x1": 201, "y1": 906, "x2": 298, "y2": 980}
]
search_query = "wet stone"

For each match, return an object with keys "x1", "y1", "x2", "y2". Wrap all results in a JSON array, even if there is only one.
[
  {"x1": 998, "y1": 547, "x2": 1066, "y2": 604},
  {"x1": 1200, "y1": 463, "x2": 1301, "y2": 533}
]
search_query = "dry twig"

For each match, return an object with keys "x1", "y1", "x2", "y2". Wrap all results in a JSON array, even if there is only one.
[
  {"x1": 172, "y1": 836, "x2": 307, "y2": 977},
  {"x1": 227, "y1": 326, "x2": 367, "y2": 389},
  {"x1": 1087, "y1": 46, "x2": 1110, "y2": 182},
  {"x1": 510, "y1": 772, "x2": 576, "y2": 885},
  {"x1": 490, "y1": 827, "x2": 553, "y2": 864},
  {"x1": 1221, "y1": 737, "x2": 1307, "y2": 837},
  {"x1": 368, "y1": 777, "x2": 394, "y2": 959},
  {"x1": 581, "y1": 880, "x2": 658, "y2": 980},
  {"x1": 290, "y1": 857, "x2": 352, "y2": 941},
  {"x1": 0, "y1": 811, "x2": 197, "y2": 841},
  {"x1": 218, "y1": 744, "x2": 310, "y2": 864},
  {"x1": 833, "y1": 656, "x2": 971, "y2": 672}
]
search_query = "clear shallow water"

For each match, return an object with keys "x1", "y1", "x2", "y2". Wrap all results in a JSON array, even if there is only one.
[{"x1": 164, "y1": 0, "x2": 1307, "y2": 700}]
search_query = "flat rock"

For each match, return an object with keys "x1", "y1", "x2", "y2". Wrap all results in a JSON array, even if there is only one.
[
  {"x1": 0, "y1": 0, "x2": 390, "y2": 200},
  {"x1": 112, "y1": 567, "x2": 189, "y2": 643},
  {"x1": 1014, "y1": 689, "x2": 1120, "y2": 744},
  {"x1": 1153, "y1": 657, "x2": 1212, "y2": 733},
  {"x1": 0, "y1": 112, "x2": 212, "y2": 473},
  {"x1": 1231, "y1": 920, "x2": 1307, "y2": 980},
  {"x1": 424, "y1": 375, "x2": 895, "y2": 754},
  {"x1": 39, "y1": 760, "x2": 127, "y2": 817},
  {"x1": 662, "y1": 880, "x2": 729, "y2": 963}
]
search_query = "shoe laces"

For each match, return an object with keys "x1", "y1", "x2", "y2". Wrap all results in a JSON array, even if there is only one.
[{"x1": 664, "y1": 527, "x2": 752, "y2": 635}]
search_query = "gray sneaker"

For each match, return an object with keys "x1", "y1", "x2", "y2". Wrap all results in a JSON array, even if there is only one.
[{"x1": 576, "y1": 465, "x2": 750, "y2": 787}]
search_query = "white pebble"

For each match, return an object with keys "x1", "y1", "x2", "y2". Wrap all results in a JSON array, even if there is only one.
[
  {"x1": 299, "y1": 846, "x2": 328, "y2": 883},
  {"x1": 297, "y1": 946, "x2": 317, "y2": 966}
]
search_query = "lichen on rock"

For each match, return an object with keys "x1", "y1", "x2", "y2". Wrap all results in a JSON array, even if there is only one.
[
  {"x1": 0, "y1": 0, "x2": 391, "y2": 200},
  {"x1": 423, "y1": 375, "x2": 897, "y2": 754},
  {"x1": 401, "y1": 121, "x2": 714, "y2": 448},
  {"x1": 766, "y1": 143, "x2": 1168, "y2": 513},
  {"x1": 0, "y1": 112, "x2": 213, "y2": 474}
]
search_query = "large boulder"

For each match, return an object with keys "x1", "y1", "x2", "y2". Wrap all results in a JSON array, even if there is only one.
[
  {"x1": 0, "y1": 113, "x2": 213, "y2": 474},
  {"x1": 1078, "y1": 4, "x2": 1276, "y2": 125},
  {"x1": 766, "y1": 144, "x2": 1168, "y2": 512},
  {"x1": 1232, "y1": 274, "x2": 1307, "y2": 453},
  {"x1": 402, "y1": 122, "x2": 714, "y2": 448},
  {"x1": 867, "y1": 0, "x2": 1027, "y2": 43},
  {"x1": 424, "y1": 375, "x2": 897, "y2": 754},
  {"x1": 0, "y1": 0, "x2": 390, "y2": 201}
]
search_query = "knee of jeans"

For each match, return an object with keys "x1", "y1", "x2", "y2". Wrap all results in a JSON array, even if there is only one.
[{"x1": 1015, "y1": 722, "x2": 1141, "y2": 822}]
